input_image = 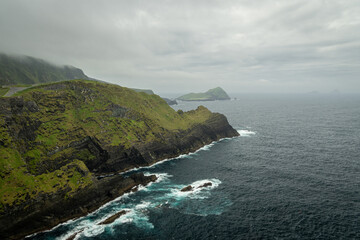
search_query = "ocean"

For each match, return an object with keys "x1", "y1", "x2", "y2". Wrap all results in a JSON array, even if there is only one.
[{"x1": 28, "y1": 94, "x2": 360, "y2": 239}]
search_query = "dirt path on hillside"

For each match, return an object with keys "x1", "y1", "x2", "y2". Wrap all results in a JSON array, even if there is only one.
[{"x1": 3, "y1": 87, "x2": 30, "y2": 97}]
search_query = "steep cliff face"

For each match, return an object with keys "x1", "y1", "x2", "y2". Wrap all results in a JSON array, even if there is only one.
[{"x1": 0, "y1": 80, "x2": 238, "y2": 239}]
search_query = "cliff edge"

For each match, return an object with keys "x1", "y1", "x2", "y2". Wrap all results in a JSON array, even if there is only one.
[{"x1": 0, "y1": 80, "x2": 238, "y2": 239}]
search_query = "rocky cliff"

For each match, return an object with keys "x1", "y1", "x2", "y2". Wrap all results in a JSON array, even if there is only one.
[{"x1": 0, "y1": 80, "x2": 238, "y2": 239}]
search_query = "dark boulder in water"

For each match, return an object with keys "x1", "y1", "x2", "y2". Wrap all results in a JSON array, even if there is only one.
[
  {"x1": 181, "y1": 185, "x2": 193, "y2": 192},
  {"x1": 66, "y1": 229, "x2": 84, "y2": 240},
  {"x1": 99, "y1": 210, "x2": 129, "y2": 225},
  {"x1": 198, "y1": 182, "x2": 212, "y2": 188}
]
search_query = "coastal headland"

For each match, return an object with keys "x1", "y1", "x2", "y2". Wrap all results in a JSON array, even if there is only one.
[{"x1": 0, "y1": 80, "x2": 238, "y2": 239}]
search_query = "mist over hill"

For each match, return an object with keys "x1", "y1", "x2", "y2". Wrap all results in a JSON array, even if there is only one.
[{"x1": 0, "y1": 53, "x2": 90, "y2": 85}]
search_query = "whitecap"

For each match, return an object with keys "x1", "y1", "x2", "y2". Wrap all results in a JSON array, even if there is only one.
[
  {"x1": 57, "y1": 226, "x2": 85, "y2": 240},
  {"x1": 237, "y1": 129, "x2": 256, "y2": 137},
  {"x1": 144, "y1": 172, "x2": 172, "y2": 182},
  {"x1": 195, "y1": 142, "x2": 215, "y2": 152},
  {"x1": 82, "y1": 224, "x2": 105, "y2": 237},
  {"x1": 191, "y1": 178, "x2": 221, "y2": 189},
  {"x1": 118, "y1": 208, "x2": 154, "y2": 229},
  {"x1": 135, "y1": 201, "x2": 152, "y2": 210}
]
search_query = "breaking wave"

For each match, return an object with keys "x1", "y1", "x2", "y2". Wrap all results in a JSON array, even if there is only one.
[
  {"x1": 28, "y1": 174, "x2": 230, "y2": 239},
  {"x1": 237, "y1": 129, "x2": 256, "y2": 137}
]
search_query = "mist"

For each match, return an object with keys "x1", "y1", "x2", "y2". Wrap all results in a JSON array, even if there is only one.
[{"x1": 0, "y1": 0, "x2": 359, "y2": 94}]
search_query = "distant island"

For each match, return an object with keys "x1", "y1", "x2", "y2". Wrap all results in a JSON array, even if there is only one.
[{"x1": 177, "y1": 87, "x2": 231, "y2": 101}]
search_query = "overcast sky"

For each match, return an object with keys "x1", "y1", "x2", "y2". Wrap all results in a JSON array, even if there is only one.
[{"x1": 0, "y1": 0, "x2": 359, "y2": 94}]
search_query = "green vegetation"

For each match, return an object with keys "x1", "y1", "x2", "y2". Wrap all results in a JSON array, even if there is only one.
[
  {"x1": 177, "y1": 87, "x2": 231, "y2": 101},
  {"x1": 0, "y1": 87, "x2": 9, "y2": 96},
  {"x1": 0, "y1": 53, "x2": 90, "y2": 85},
  {"x1": 0, "y1": 79, "x2": 216, "y2": 210}
]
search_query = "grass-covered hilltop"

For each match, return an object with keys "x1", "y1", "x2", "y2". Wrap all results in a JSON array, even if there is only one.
[
  {"x1": 0, "y1": 80, "x2": 238, "y2": 239},
  {"x1": 177, "y1": 87, "x2": 231, "y2": 101},
  {"x1": 0, "y1": 53, "x2": 90, "y2": 86}
]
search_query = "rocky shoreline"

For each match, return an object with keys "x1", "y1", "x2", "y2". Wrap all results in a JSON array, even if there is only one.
[
  {"x1": 1, "y1": 173, "x2": 157, "y2": 240},
  {"x1": 0, "y1": 81, "x2": 239, "y2": 239},
  {"x1": 1, "y1": 128, "x2": 238, "y2": 239}
]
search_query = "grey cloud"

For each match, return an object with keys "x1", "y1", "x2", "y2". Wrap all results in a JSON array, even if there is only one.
[{"x1": 0, "y1": 0, "x2": 359, "y2": 93}]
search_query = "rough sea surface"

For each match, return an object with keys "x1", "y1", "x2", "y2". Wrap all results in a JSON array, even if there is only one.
[{"x1": 28, "y1": 94, "x2": 360, "y2": 240}]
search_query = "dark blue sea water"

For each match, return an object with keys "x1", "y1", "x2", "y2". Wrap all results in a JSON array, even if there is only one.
[{"x1": 28, "y1": 94, "x2": 360, "y2": 240}]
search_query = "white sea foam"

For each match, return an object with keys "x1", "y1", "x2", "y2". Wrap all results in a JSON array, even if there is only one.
[
  {"x1": 57, "y1": 225, "x2": 85, "y2": 240},
  {"x1": 154, "y1": 172, "x2": 173, "y2": 182},
  {"x1": 191, "y1": 178, "x2": 221, "y2": 189},
  {"x1": 168, "y1": 178, "x2": 222, "y2": 200},
  {"x1": 30, "y1": 175, "x2": 224, "y2": 239},
  {"x1": 82, "y1": 224, "x2": 105, "y2": 237},
  {"x1": 135, "y1": 201, "x2": 152, "y2": 210},
  {"x1": 31, "y1": 174, "x2": 159, "y2": 239},
  {"x1": 27, "y1": 135, "x2": 237, "y2": 238},
  {"x1": 117, "y1": 206, "x2": 154, "y2": 229},
  {"x1": 195, "y1": 142, "x2": 215, "y2": 152},
  {"x1": 52, "y1": 173, "x2": 171, "y2": 236},
  {"x1": 237, "y1": 129, "x2": 256, "y2": 137}
]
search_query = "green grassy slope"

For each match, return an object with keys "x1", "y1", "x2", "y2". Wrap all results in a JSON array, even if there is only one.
[
  {"x1": 0, "y1": 87, "x2": 9, "y2": 96},
  {"x1": 0, "y1": 80, "x2": 215, "y2": 210},
  {"x1": 177, "y1": 87, "x2": 231, "y2": 101},
  {"x1": 0, "y1": 53, "x2": 90, "y2": 85}
]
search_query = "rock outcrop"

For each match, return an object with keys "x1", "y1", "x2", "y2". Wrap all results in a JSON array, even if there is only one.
[
  {"x1": 181, "y1": 185, "x2": 194, "y2": 192},
  {"x1": 198, "y1": 182, "x2": 212, "y2": 188},
  {"x1": 99, "y1": 210, "x2": 130, "y2": 225}
]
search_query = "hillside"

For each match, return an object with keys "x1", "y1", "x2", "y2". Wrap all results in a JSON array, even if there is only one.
[
  {"x1": 131, "y1": 88, "x2": 155, "y2": 95},
  {"x1": 131, "y1": 88, "x2": 178, "y2": 105},
  {"x1": 177, "y1": 87, "x2": 231, "y2": 101},
  {"x1": 0, "y1": 80, "x2": 238, "y2": 239},
  {"x1": 0, "y1": 53, "x2": 90, "y2": 85}
]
